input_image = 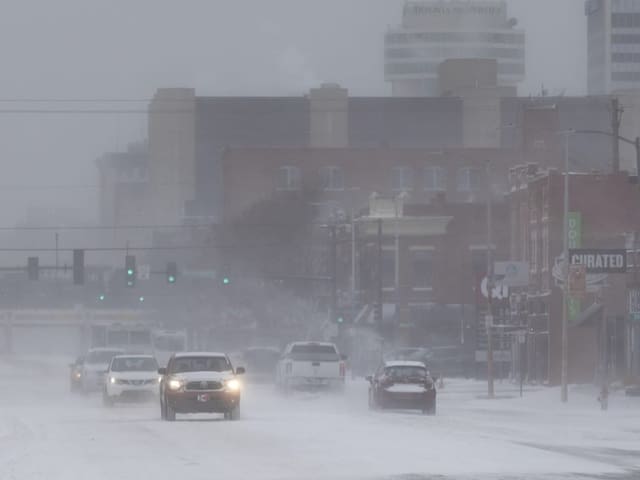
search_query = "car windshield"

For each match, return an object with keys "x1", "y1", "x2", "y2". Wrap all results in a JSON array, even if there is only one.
[
  {"x1": 384, "y1": 366, "x2": 427, "y2": 380},
  {"x1": 171, "y1": 356, "x2": 231, "y2": 373},
  {"x1": 111, "y1": 357, "x2": 158, "y2": 372},
  {"x1": 86, "y1": 351, "x2": 122, "y2": 364}
]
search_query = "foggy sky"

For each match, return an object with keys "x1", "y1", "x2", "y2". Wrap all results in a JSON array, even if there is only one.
[{"x1": 0, "y1": 0, "x2": 587, "y2": 229}]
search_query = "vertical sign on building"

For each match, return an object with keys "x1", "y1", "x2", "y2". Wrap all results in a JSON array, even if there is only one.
[{"x1": 567, "y1": 212, "x2": 582, "y2": 320}]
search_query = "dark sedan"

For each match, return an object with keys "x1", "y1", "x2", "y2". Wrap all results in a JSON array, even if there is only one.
[{"x1": 367, "y1": 361, "x2": 436, "y2": 415}]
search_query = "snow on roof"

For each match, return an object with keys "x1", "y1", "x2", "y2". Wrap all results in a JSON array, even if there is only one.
[
  {"x1": 384, "y1": 360, "x2": 427, "y2": 368},
  {"x1": 174, "y1": 352, "x2": 227, "y2": 358},
  {"x1": 290, "y1": 341, "x2": 336, "y2": 347}
]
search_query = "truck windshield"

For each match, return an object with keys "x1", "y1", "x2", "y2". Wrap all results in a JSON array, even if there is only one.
[
  {"x1": 86, "y1": 351, "x2": 122, "y2": 364},
  {"x1": 111, "y1": 357, "x2": 158, "y2": 372},
  {"x1": 171, "y1": 356, "x2": 231, "y2": 373}
]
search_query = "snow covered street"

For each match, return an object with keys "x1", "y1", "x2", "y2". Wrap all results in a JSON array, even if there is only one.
[{"x1": 0, "y1": 357, "x2": 639, "y2": 480}]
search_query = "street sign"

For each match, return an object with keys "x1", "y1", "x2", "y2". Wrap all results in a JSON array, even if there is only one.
[
  {"x1": 568, "y1": 264, "x2": 587, "y2": 297},
  {"x1": 569, "y1": 249, "x2": 627, "y2": 274},
  {"x1": 494, "y1": 261, "x2": 529, "y2": 287}
]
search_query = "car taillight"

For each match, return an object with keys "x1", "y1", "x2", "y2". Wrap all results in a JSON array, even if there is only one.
[{"x1": 339, "y1": 361, "x2": 345, "y2": 377}]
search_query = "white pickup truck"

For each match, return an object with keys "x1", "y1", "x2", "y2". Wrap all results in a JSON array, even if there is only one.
[{"x1": 276, "y1": 341, "x2": 346, "y2": 393}]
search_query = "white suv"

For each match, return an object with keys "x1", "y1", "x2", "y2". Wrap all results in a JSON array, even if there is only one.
[{"x1": 103, "y1": 355, "x2": 160, "y2": 406}]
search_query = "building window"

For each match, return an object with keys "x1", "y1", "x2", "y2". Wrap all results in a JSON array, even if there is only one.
[
  {"x1": 457, "y1": 167, "x2": 481, "y2": 192},
  {"x1": 411, "y1": 249, "x2": 434, "y2": 288},
  {"x1": 276, "y1": 166, "x2": 301, "y2": 191},
  {"x1": 392, "y1": 166, "x2": 413, "y2": 192},
  {"x1": 319, "y1": 166, "x2": 344, "y2": 191},
  {"x1": 424, "y1": 166, "x2": 446, "y2": 191}
]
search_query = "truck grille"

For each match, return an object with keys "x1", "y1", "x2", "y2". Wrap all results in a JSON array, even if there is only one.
[
  {"x1": 186, "y1": 381, "x2": 223, "y2": 391},
  {"x1": 120, "y1": 379, "x2": 155, "y2": 385}
]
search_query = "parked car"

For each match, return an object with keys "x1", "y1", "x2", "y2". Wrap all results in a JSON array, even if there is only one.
[
  {"x1": 79, "y1": 348, "x2": 125, "y2": 393},
  {"x1": 69, "y1": 355, "x2": 85, "y2": 393},
  {"x1": 158, "y1": 352, "x2": 245, "y2": 421},
  {"x1": 276, "y1": 341, "x2": 346, "y2": 393},
  {"x1": 103, "y1": 355, "x2": 160, "y2": 406},
  {"x1": 242, "y1": 347, "x2": 280, "y2": 383},
  {"x1": 367, "y1": 361, "x2": 436, "y2": 415}
]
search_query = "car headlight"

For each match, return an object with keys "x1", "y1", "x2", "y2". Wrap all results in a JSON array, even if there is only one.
[
  {"x1": 225, "y1": 378, "x2": 241, "y2": 392},
  {"x1": 109, "y1": 377, "x2": 116, "y2": 384},
  {"x1": 168, "y1": 378, "x2": 183, "y2": 391},
  {"x1": 74, "y1": 372, "x2": 82, "y2": 379}
]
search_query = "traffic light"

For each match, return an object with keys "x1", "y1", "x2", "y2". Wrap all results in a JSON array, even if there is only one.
[
  {"x1": 97, "y1": 294, "x2": 106, "y2": 302},
  {"x1": 138, "y1": 296, "x2": 145, "y2": 303},
  {"x1": 167, "y1": 262, "x2": 177, "y2": 284},
  {"x1": 220, "y1": 264, "x2": 231, "y2": 286},
  {"x1": 73, "y1": 249, "x2": 84, "y2": 285},
  {"x1": 125, "y1": 255, "x2": 136, "y2": 287},
  {"x1": 27, "y1": 257, "x2": 39, "y2": 281}
]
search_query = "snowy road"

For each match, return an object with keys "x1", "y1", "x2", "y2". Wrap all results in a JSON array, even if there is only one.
[{"x1": 0, "y1": 357, "x2": 639, "y2": 480}]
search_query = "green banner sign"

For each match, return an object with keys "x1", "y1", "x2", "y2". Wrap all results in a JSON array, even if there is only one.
[
  {"x1": 568, "y1": 212, "x2": 582, "y2": 320},
  {"x1": 568, "y1": 212, "x2": 582, "y2": 250},
  {"x1": 568, "y1": 297, "x2": 581, "y2": 321}
]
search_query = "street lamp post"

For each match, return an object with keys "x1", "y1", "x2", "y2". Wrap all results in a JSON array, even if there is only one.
[
  {"x1": 486, "y1": 159, "x2": 495, "y2": 399},
  {"x1": 560, "y1": 130, "x2": 574, "y2": 404}
]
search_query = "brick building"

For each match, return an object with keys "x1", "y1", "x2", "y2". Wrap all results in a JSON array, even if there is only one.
[
  {"x1": 508, "y1": 166, "x2": 640, "y2": 384},
  {"x1": 143, "y1": 85, "x2": 615, "y2": 227},
  {"x1": 355, "y1": 195, "x2": 509, "y2": 342},
  {"x1": 221, "y1": 147, "x2": 517, "y2": 223}
]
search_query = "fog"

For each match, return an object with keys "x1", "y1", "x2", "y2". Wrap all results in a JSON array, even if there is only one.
[{"x1": 0, "y1": 0, "x2": 586, "y2": 228}]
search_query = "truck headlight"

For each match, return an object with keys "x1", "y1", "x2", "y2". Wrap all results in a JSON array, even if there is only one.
[
  {"x1": 225, "y1": 379, "x2": 241, "y2": 392},
  {"x1": 168, "y1": 379, "x2": 183, "y2": 391}
]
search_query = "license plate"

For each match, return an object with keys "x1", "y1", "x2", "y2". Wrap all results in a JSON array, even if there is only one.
[{"x1": 197, "y1": 394, "x2": 210, "y2": 402}]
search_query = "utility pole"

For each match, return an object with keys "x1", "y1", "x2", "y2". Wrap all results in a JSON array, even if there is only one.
[
  {"x1": 636, "y1": 137, "x2": 640, "y2": 179},
  {"x1": 330, "y1": 224, "x2": 337, "y2": 324},
  {"x1": 561, "y1": 131, "x2": 571, "y2": 403},
  {"x1": 612, "y1": 97, "x2": 623, "y2": 174},
  {"x1": 486, "y1": 159, "x2": 495, "y2": 399},
  {"x1": 55, "y1": 233, "x2": 59, "y2": 281},
  {"x1": 376, "y1": 218, "x2": 383, "y2": 327}
]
